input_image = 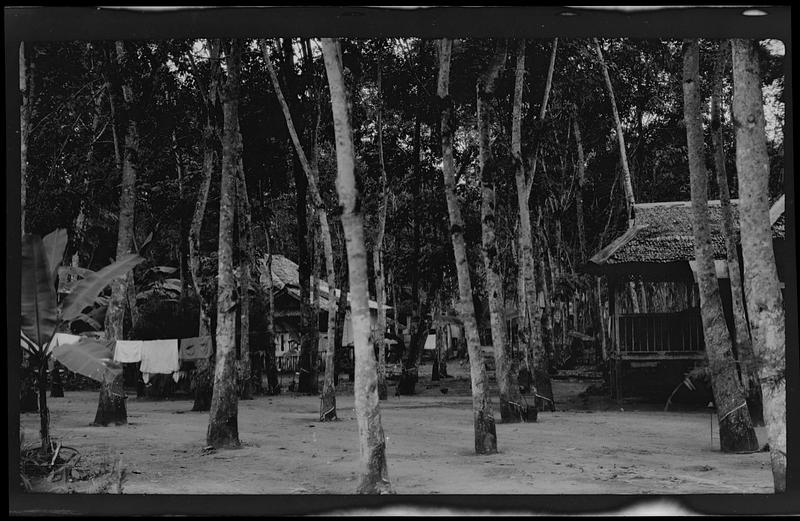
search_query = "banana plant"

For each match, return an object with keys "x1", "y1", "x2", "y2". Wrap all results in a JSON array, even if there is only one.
[{"x1": 20, "y1": 229, "x2": 144, "y2": 452}]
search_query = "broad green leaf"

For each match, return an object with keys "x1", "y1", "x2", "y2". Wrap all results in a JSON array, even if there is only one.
[
  {"x1": 42, "y1": 228, "x2": 68, "y2": 282},
  {"x1": 21, "y1": 234, "x2": 58, "y2": 350},
  {"x1": 60, "y1": 253, "x2": 145, "y2": 323},
  {"x1": 51, "y1": 337, "x2": 121, "y2": 383}
]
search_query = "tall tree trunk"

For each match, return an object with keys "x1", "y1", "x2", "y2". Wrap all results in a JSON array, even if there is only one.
[
  {"x1": 236, "y1": 166, "x2": 254, "y2": 400},
  {"x1": 374, "y1": 53, "x2": 390, "y2": 401},
  {"x1": 261, "y1": 39, "x2": 338, "y2": 414},
  {"x1": 398, "y1": 103, "x2": 423, "y2": 395},
  {"x1": 334, "y1": 249, "x2": 349, "y2": 385},
  {"x1": 478, "y1": 41, "x2": 525, "y2": 423},
  {"x1": 573, "y1": 109, "x2": 587, "y2": 262},
  {"x1": 732, "y1": 38, "x2": 786, "y2": 492},
  {"x1": 206, "y1": 39, "x2": 243, "y2": 449},
  {"x1": 189, "y1": 39, "x2": 221, "y2": 411},
  {"x1": 20, "y1": 42, "x2": 33, "y2": 236},
  {"x1": 683, "y1": 39, "x2": 758, "y2": 453},
  {"x1": 98, "y1": 40, "x2": 138, "y2": 427},
  {"x1": 321, "y1": 38, "x2": 393, "y2": 494},
  {"x1": 263, "y1": 211, "x2": 279, "y2": 395},
  {"x1": 594, "y1": 38, "x2": 641, "y2": 313},
  {"x1": 536, "y1": 230, "x2": 556, "y2": 411},
  {"x1": 438, "y1": 38, "x2": 498, "y2": 454},
  {"x1": 711, "y1": 40, "x2": 762, "y2": 423},
  {"x1": 594, "y1": 38, "x2": 636, "y2": 226}
]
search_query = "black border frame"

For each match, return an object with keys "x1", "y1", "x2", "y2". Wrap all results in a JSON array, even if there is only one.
[{"x1": 6, "y1": 5, "x2": 797, "y2": 516}]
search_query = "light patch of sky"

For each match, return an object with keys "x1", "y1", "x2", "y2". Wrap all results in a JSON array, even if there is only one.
[{"x1": 763, "y1": 81, "x2": 783, "y2": 146}]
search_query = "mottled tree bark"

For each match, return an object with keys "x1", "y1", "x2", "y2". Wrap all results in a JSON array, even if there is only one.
[
  {"x1": 206, "y1": 39, "x2": 242, "y2": 449},
  {"x1": 536, "y1": 231, "x2": 556, "y2": 412},
  {"x1": 732, "y1": 38, "x2": 786, "y2": 492},
  {"x1": 20, "y1": 42, "x2": 34, "y2": 236},
  {"x1": 188, "y1": 39, "x2": 221, "y2": 411},
  {"x1": 438, "y1": 38, "x2": 497, "y2": 454},
  {"x1": 322, "y1": 38, "x2": 393, "y2": 494},
  {"x1": 236, "y1": 166, "x2": 254, "y2": 400},
  {"x1": 573, "y1": 109, "x2": 587, "y2": 262},
  {"x1": 93, "y1": 373, "x2": 126, "y2": 427},
  {"x1": 711, "y1": 40, "x2": 762, "y2": 422},
  {"x1": 478, "y1": 41, "x2": 524, "y2": 423},
  {"x1": 98, "y1": 40, "x2": 138, "y2": 426},
  {"x1": 261, "y1": 40, "x2": 337, "y2": 415},
  {"x1": 683, "y1": 39, "x2": 758, "y2": 453},
  {"x1": 374, "y1": 54, "x2": 390, "y2": 401}
]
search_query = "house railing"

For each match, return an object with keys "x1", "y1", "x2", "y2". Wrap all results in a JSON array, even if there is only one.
[{"x1": 615, "y1": 310, "x2": 704, "y2": 354}]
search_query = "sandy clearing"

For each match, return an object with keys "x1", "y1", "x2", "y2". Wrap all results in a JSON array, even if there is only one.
[{"x1": 19, "y1": 363, "x2": 772, "y2": 495}]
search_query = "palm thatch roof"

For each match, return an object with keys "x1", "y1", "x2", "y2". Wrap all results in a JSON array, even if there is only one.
[{"x1": 583, "y1": 197, "x2": 786, "y2": 275}]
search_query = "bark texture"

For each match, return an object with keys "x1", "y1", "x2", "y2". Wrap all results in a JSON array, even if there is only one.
[
  {"x1": 683, "y1": 39, "x2": 758, "y2": 453},
  {"x1": 374, "y1": 54, "x2": 389, "y2": 401},
  {"x1": 478, "y1": 41, "x2": 524, "y2": 423},
  {"x1": 711, "y1": 40, "x2": 762, "y2": 422},
  {"x1": 188, "y1": 39, "x2": 221, "y2": 411},
  {"x1": 732, "y1": 38, "x2": 786, "y2": 492},
  {"x1": 207, "y1": 39, "x2": 243, "y2": 449},
  {"x1": 99, "y1": 40, "x2": 138, "y2": 426},
  {"x1": 439, "y1": 38, "x2": 498, "y2": 453},
  {"x1": 322, "y1": 38, "x2": 393, "y2": 494},
  {"x1": 261, "y1": 40, "x2": 338, "y2": 417}
]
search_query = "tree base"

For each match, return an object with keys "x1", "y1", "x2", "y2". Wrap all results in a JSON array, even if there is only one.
[
  {"x1": 207, "y1": 414, "x2": 240, "y2": 449},
  {"x1": 320, "y1": 390, "x2": 337, "y2": 422},
  {"x1": 396, "y1": 368, "x2": 418, "y2": 395},
  {"x1": 93, "y1": 374, "x2": 127, "y2": 426},
  {"x1": 355, "y1": 440, "x2": 393, "y2": 494},
  {"x1": 719, "y1": 407, "x2": 760, "y2": 453},
  {"x1": 474, "y1": 409, "x2": 498, "y2": 454},
  {"x1": 534, "y1": 369, "x2": 556, "y2": 412},
  {"x1": 377, "y1": 381, "x2": 388, "y2": 401},
  {"x1": 499, "y1": 400, "x2": 537, "y2": 423}
]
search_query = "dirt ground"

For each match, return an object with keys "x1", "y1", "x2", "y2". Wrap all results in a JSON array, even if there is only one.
[{"x1": 19, "y1": 360, "x2": 772, "y2": 496}]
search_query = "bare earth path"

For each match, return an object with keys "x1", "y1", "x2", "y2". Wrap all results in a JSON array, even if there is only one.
[{"x1": 20, "y1": 364, "x2": 771, "y2": 495}]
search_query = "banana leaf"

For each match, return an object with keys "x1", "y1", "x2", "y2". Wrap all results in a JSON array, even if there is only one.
[
  {"x1": 60, "y1": 253, "x2": 145, "y2": 323},
  {"x1": 42, "y1": 228, "x2": 68, "y2": 282},
  {"x1": 51, "y1": 337, "x2": 121, "y2": 383},
  {"x1": 21, "y1": 234, "x2": 58, "y2": 351}
]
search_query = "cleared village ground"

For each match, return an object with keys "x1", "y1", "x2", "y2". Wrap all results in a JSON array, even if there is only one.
[{"x1": 20, "y1": 362, "x2": 772, "y2": 495}]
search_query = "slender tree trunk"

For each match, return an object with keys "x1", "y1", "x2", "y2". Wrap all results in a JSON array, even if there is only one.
[
  {"x1": 594, "y1": 38, "x2": 636, "y2": 225},
  {"x1": 573, "y1": 110, "x2": 587, "y2": 262},
  {"x1": 334, "y1": 251, "x2": 349, "y2": 385},
  {"x1": 732, "y1": 38, "x2": 786, "y2": 492},
  {"x1": 261, "y1": 40, "x2": 337, "y2": 413},
  {"x1": 236, "y1": 166, "x2": 253, "y2": 400},
  {"x1": 206, "y1": 39, "x2": 243, "y2": 449},
  {"x1": 438, "y1": 38, "x2": 498, "y2": 454},
  {"x1": 264, "y1": 215, "x2": 279, "y2": 395},
  {"x1": 189, "y1": 39, "x2": 220, "y2": 411},
  {"x1": 20, "y1": 42, "x2": 33, "y2": 236},
  {"x1": 98, "y1": 40, "x2": 138, "y2": 427},
  {"x1": 683, "y1": 39, "x2": 758, "y2": 453},
  {"x1": 594, "y1": 39, "x2": 641, "y2": 313},
  {"x1": 321, "y1": 39, "x2": 393, "y2": 494},
  {"x1": 374, "y1": 54, "x2": 390, "y2": 401},
  {"x1": 37, "y1": 357, "x2": 51, "y2": 452},
  {"x1": 536, "y1": 230, "x2": 556, "y2": 411},
  {"x1": 478, "y1": 41, "x2": 524, "y2": 423},
  {"x1": 711, "y1": 40, "x2": 762, "y2": 423}
]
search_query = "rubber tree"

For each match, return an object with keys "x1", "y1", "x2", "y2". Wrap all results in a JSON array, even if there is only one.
[
  {"x1": 732, "y1": 38, "x2": 786, "y2": 493},
  {"x1": 206, "y1": 39, "x2": 243, "y2": 450},
  {"x1": 97, "y1": 40, "x2": 140, "y2": 427},
  {"x1": 683, "y1": 39, "x2": 758, "y2": 453},
  {"x1": 374, "y1": 51, "x2": 390, "y2": 401},
  {"x1": 710, "y1": 40, "x2": 761, "y2": 422},
  {"x1": 321, "y1": 38, "x2": 393, "y2": 494},
  {"x1": 261, "y1": 40, "x2": 338, "y2": 420},
  {"x1": 477, "y1": 40, "x2": 525, "y2": 423},
  {"x1": 438, "y1": 38, "x2": 498, "y2": 454},
  {"x1": 187, "y1": 38, "x2": 222, "y2": 412}
]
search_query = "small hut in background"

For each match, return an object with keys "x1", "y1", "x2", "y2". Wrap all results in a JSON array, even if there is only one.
[{"x1": 582, "y1": 197, "x2": 786, "y2": 401}]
